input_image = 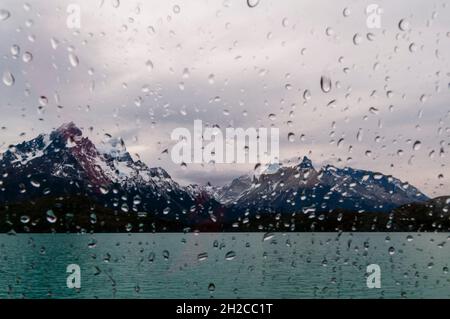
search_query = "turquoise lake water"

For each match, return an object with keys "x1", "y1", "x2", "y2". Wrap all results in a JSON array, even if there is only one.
[{"x1": 0, "y1": 233, "x2": 449, "y2": 299}]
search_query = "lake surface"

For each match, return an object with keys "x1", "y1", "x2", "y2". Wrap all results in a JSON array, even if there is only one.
[{"x1": 0, "y1": 233, "x2": 449, "y2": 299}]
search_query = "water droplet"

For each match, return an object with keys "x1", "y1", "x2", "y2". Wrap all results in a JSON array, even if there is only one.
[
  {"x1": 369, "y1": 107, "x2": 379, "y2": 115},
  {"x1": 208, "y1": 283, "x2": 216, "y2": 291},
  {"x1": 146, "y1": 60, "x2": 154, "y2": 71},
  {"x1": 409, "y1": 43, "x2": 417, "y2": 53},
  {"x1": 303, "y1": 89, "x2": 311, "y2": 100},
  {"x1": 39, "y1": 96, "x2": 48, "y2": 106},
  {"x1": 413, "y1": 140, "x2": 421, "y2": 151},
  {"x1": 11, "y1": 44, "x2": 20, "y2": 57},
  {"x1": 22, "y1": 51, "x2": 33, "y2": 63},
  {"x1": 0, "y1": 9, "x2": 10, "y2": 21},
  {"x1": 208, "y1": 74, "x2": 215, "y2": 84},
  {"x1": 352, "y1": 33, "x2": 362, "y2": 45},
  {"x1": 246, "y1": 0, "x2": 260, "y2": 8},
  {"x1": 225, "y1": 251, "x2": 236, "y2": 260},
  {"x1": 121, "y1": 203, "x2": 129, "y2": 213},
  {"x1": 163, "y1": 250, "x2": 170, "y2": 260},
  {"x1": 320, "y1": 76, "x2": 332, "y2": 93},
  {"x1": 325, "y1": 27, "x2": 334, "y2": 36},
  {"x1": 46, "y1": 210, "x2": 57, "y2": 223},
  {"x1": 111, "y1": 0, "x2": 120, "y2": 8},
  {"x1": 173, "y1": 5, "x2": 180, "y2": 14},
  {"x1": 2, "y1": 71, "x2": 15, "y2": 86},
  {"x1": 20, "y1": 215, "x2": 30, "y2": 224},
  {"x1": 263, "y1": 232, "x2": 274, "y2": 241},
  {"x1": 197, "y1": 252, "x2": 208, "y2": 261},
  {"x1": 30, "y1": 179, "x2": 40, "y2": 188},
  {"x1": 357, "y1": 128, "x2": 363, "y2": 142},
  {"x1": 398, "y1": 19, "x2": 410, "y2": 31},
  {"x1": 342, "y1": 7, "x2": 350, "y2": 17},
  {"x1": 388, "y1": 246, "x2": 395, "y2": 255},
  {"x1": 50, "y1": 37, "x2": 59, "y2": 49},
  {"x1": 68, "y1": 53, "x2": 79, "y2": 67},
  {"x1": 288, "y1": 132, "x2": 295, "y2": 142},
  {"x1": 99, "y1": 186, "x2": 109, "y2": 195}
]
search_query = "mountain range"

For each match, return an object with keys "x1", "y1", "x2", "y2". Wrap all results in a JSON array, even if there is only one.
[{"x1": 0, "y1": 123, "x2": 448, "y2": 232}]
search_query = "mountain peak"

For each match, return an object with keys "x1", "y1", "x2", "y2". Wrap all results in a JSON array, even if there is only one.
[
  {"x1": 298, "y1": 156, "x2": 313, "y2": 169},
  {"x1": 55, "y1": 122, "x2": 83, "y2": 140}
]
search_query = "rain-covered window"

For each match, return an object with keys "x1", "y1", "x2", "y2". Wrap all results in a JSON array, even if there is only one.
[{"x1": 0, "y1": 0, "x2": 449, "y2": 300}]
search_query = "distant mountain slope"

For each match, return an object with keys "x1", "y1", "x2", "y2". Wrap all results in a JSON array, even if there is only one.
[{"x1": 219, "y1": 156, "x2": 428, "y2": 219}]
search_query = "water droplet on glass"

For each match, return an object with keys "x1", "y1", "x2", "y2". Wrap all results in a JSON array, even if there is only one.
[
  {"x1": 173, "y1": 5, "x2": 180, "y2": 14},
  {"x1": 111, "y1": 0, "x2": 120, "y2": 8},
  {"x1": 320, "y1": 76, "x2": 332, "y2": 93},
  {"x1": 398, "y1": 19, "x2": 410, "y2": 31},
  {"x1": 197, "y1": 252, "x2": 208, "y2": 261},
  {"x1": 413, "y1": 140, "x2": 421, "y2": 151},
  {"x1": 11, "y1": 44, "x2": 20, "y2": 57},
  {"x1": 22, "y1": 51, "x2": 33, "y2": 63},
  {"x1": 0, "y1": 9, "x2": 11, "y2": 21},
  {"x1": 2, "y1": 71, "x2": 15, "y2": 86},
  {"x1": 225, "y1": 251, "x2": 236, "y2": 260},
  {"x1": 39, "y1": 96, "x2": 48, "y2": 106},
  {"x1": 342, "y1": 7, "x2": 351, "y2": 17},
  {"x1": 353, "y1": 33, "x2": 362, "y2": 45},
  {"x1": 288, "y1": 132, "x2": 295, "y2": 142},
  {"x1": 20, "y1": 215, "x2": 30, "y2": 224},
  {"x1": 30, "y1": 179, "x2": 40, "y2": 188},
  {"x1": 246, "y1": 0, "x2": 260, "y2": 8},
  {"x1": 46, "y1": 210, "x2": 57, "y2": 223},
  {"x1": 69, "y1": 53, "x2": 79, "y2": 67},
  {"x1": 50, "y1": 37, "x2": 59, "y2": 49},
  {"x1": 409, "y1": 42, "x2": 417, "y2": 53},
  {"x1": 325, "y1": 27, "x2": 334, "y2": 36},
  {"x1": 163, "y1": 250, "x2": 170, "y2": 260},
  {"x1": 303, "y1": 89, "x2": 311, "y2": 100},
  {"x1": 208, "y1": 74, "x2": 215, "y2": 84},
  {"x1": 263, "y1": 232, "x2": 274, "y2": 241},
  {"x1": 146, "y1": 60, "x2": 154, "y2": 71}
]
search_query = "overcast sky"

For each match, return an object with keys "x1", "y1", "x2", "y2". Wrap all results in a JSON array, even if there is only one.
[{"x1": 0, "y1": 0, "x2": 449, "y2": 197}]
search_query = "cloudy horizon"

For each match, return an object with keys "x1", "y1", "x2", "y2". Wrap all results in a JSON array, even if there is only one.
[{"x1": 0, "y1": 0, "x2": 449, "y2": 197}]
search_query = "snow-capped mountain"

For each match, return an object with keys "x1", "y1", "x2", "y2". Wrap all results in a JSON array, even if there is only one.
[
  {"x1": 0, "y1": 123, "x2": 433, "y2": 232},
  {"x1": 0, "y1": 123, "x2": 222, "y2": 224},
  {"x1": 219, "y1": 156, "x2": 429, "y2": 217}
]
